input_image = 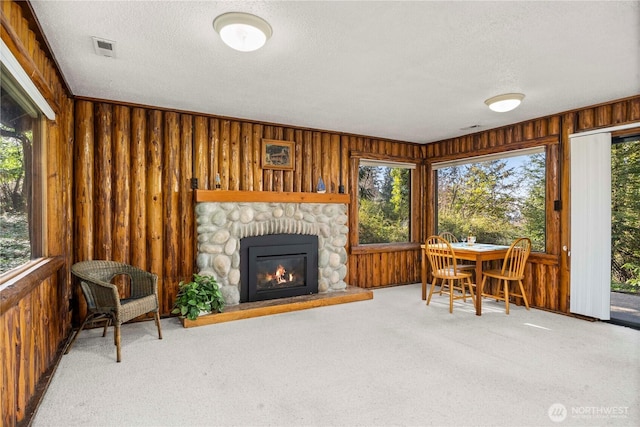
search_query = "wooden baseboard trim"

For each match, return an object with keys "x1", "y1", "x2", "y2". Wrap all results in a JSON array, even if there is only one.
[{"x1": 180, "y1": 287, "x2": 373, "y2": 328}]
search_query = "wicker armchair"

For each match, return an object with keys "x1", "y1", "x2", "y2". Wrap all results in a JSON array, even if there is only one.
[{"x1": 66, "y1": 260, "x2": 163, "y2": 362}]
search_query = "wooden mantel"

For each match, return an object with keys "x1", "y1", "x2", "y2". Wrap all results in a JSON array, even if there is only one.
[{"x1": 195, "y1": 190, "x2": 350, "y2": 204}]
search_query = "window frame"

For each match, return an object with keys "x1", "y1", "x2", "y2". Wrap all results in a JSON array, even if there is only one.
[
  {"x1": 0, "y1": 47, "x2": 50, "y2": 278},
  {"x1": 349, "y1": 151, "x2": 422, "y2": 253},
  {"x1": 426, "y1": 139, "x2": 560, "y2": 257}
]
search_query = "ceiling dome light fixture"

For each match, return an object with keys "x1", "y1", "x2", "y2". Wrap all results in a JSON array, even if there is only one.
[
  {"x1": 484, "y1": 93, "x2": 525, "y2": 113},
  {"x1": 213, "y1": 12, "x2": 272, "y2": 52}
]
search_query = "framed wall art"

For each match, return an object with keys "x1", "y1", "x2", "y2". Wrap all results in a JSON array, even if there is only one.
[{"x1": 262, "y1": 139, "x2": 295, "y2": 170}]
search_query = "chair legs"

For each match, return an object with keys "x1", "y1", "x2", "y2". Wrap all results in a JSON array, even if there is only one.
[
  {"x1": 426, "y1": 277, "x2": 439, "y2": 305},
  {"x1": 461, "y1": 277, "x2": 474, "y2": 302},
  {"x1": 516, "y1": 280, "x2": 530, "y2": 310},
  {"x1": 113, "y1": 313, "x2": 162, "y2": 363},
  {"x1": 155, "y1": 311, "x2": 163, "y2": 340},
  {"x1": 465, "y1": 277, "x2": 475, "y2": 301},
  {"x1": 64, "y1": 312, "x2": 111, "y2": 355},
  {"x1": 427, "y1": 276, "x2": 475, "y2": 313},
  {"x1": 115, "y1": 325, "x2": 122, "y2": 363},
  {"x1": 502, "y1": 279, "x2": 530, "y2": 314},
  {"x1": 503, "y1": 279, "x2": 510, "y2": 314},
  {"x1": 68, "y1": 314, "x2": 161, "y2": 363},
  {"x1": 449, "y1": 279, "x2": 454, "y2": 313},
  {"x1": 112, "y1": 313, "x2": 162, "y2": 362},
  {"x1": 448, "y1": 278, "x2": 475, "y2": 313},
  {"x1": 482, "y1": 276, "x2": 530, "y2": 314}
]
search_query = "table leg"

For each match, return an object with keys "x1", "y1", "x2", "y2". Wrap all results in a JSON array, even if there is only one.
[{"x1": 475, "y1": 259, "x2": 483, "y2": 316}]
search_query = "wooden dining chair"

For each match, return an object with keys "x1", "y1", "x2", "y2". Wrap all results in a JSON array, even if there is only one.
[
  {"x1": 438, "y1": 231, "x2": 475, "y2": 272},
  {"x1": 438, "y1": 231, "x2": 458, "y2": 243},
  {"x1": 480, "y1": 237, "x2": 531, "y2": 314},
  {"x1": 425, "y1": 235, "x2": 475, "y2": 313}
]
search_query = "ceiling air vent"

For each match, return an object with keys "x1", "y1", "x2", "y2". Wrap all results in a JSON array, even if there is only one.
[{"x1": 92, "y1": 37, "x2": 116, "y2": 58}]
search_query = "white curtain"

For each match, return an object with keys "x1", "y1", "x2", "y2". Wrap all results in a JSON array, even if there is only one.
[{"x1": 569, "y1": 133, "x2": 611, "y2": 320}]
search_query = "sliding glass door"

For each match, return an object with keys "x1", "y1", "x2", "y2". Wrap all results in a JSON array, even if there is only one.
[{"x1": 610, "y1": 135, "x2": 640, "y2": 326}]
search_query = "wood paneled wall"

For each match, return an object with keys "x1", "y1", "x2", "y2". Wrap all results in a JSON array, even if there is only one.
[
  {"x1": 1, "y1": 259, "x2": 65, "y2": 426},
  {"x1": 574, "y1": 98, "x2": 640, "y2": 132},
  {"x1": 347, "y1": 145, "x2": 426, "y2": 289},
  {"x1": 424, "y1": 96, "x2": 640, "y2": 314},
  {"x1": 72, "y1": 101, "x2": 426, "y2": 311},
  {"x1": 2, "y1": 1, "x2": 639, "y2": 425},
  {"x1": 1, "y1": 2, "x2": 74, "y2": 426}
]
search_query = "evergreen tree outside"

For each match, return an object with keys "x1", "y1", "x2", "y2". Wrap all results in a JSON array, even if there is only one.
[
  {"x1": 436, "y1": 152, "x2": 546, "y2": 251},
  {"x1": 1, "y1": 75, "x2": 40, "y2": 274},
  {"x1": 358, "y1": 165, "x2": 410, "y2": 244},
  {"x1": 521, "y1": 153, "x2": 546, "y2": 251},
  {"x1": 611, "y1": 137, "x2": 640, "y2": 292},
  {"x1": 0, "y1": 122, "x2": 33, "y2": 273}
]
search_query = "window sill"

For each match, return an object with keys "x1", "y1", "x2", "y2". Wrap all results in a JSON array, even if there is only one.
[
  {"x1": 528, "y1": 252, "x2": 559, "y2": 265},
  {"x1": 351, "y1": 242, "x2": 422, "y2": 254},
  {"x1": 0, "y1": 257, "x2": 65, "y2": 313}
]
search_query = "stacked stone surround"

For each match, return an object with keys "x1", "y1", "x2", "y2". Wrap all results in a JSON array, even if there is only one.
[{"x1": 195, "y1": 201, "x2": 349, "y2": 305}]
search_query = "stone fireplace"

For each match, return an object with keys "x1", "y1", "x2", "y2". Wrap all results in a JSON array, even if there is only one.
[{"x1": 195, "y1": 192, "x2": 349, "y2": 306}]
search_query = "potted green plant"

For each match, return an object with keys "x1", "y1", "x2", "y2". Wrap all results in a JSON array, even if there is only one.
[{"x1": 172, "y1": 274, "x2": 225, "y2": 321}]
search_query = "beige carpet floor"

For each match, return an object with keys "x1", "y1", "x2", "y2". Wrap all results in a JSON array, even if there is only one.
[{"x1": 32, "y1": 283, "x2": 639, "y2": 427}]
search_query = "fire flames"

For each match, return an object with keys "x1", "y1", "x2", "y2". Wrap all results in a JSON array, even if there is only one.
[{"x1": 266, "y1": 265, "x2": 294, "y2": 284}]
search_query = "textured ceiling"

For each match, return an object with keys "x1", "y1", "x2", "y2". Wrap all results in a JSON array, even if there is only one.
[{"x1": 30, "y1": 0, "x2": 640, "y2": 144}]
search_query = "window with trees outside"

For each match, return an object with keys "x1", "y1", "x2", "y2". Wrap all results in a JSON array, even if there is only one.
[
  {"x1": 0, "y1": 65, "x2": 44, "y2": 275},
  {"x1": 434, "y1": 148, "x2": 546, "y2": 252},
  {"x1": 611, "y1": 134, "x2": 640, "y2": 294},
  {"x1": 358, "y1": 159, "x2": 414, "y2": 245}
]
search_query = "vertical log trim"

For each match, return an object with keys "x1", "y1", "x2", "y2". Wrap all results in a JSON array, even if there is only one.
[
  {"x1": 112, "y1": 105, "x2": 131, "y2": 265},
  {"x1": 73, "y1": 101, "x2": 94, "y2": 262},
  {"x1": 94, "y1": 103, "x2": 113, "y2": 260},
  {"x1": 146, "y1": 110, "x2": 164, "y2": 299},
  {"x1": 130, "y1": 108, "x2": 147, "y2": 269}
]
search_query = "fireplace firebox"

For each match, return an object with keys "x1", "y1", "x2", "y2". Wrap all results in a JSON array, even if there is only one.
[{"x1": 240, "y1": 234, "x2": 318, "y2": 303}]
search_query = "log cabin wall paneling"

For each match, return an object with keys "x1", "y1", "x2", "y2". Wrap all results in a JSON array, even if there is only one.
[
  {"x1": 72, "y1": 100, "x2": 426, "y2": 312},
  {"x1": 425, "y1": 118, "x2": 564, "y2": 312},
  {"x1": 424, "y1": 96, "x2": 640, "y2": 314},
  {"x1": 1, "y1": 1, "x2": 74, "y2": 426},
  {"x1": 2, "y1": 0, "x2": 639, "y2": 424}
]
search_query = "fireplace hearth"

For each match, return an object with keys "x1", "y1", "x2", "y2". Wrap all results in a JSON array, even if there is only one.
[{"x1": 240, "y1": 234, "x2": 318, "y2": 302}]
